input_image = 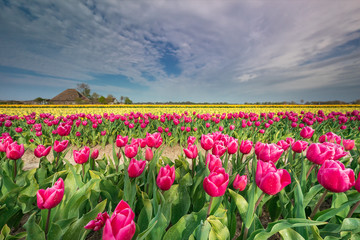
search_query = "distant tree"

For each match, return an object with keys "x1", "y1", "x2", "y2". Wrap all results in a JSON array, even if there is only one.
[
  {"x1": 77, "y1": 83, "x2": 91, "y2": 98},
  {"x1": 34, "y1": 97, "x2": 44, "y2": 103},
  {"x1": 105, "y1": 94, "x2": 114, "y2": 104},
  {"x1": 300, "y1": 99, "x2": 304, "y2": 104},
  {"x1": 120, "y1": 96, "x2": 124, "y2": 104},
  {"x1": 91, "y1": 92, "x2": 100, "y2": 103},
  {"x1": 124, "y1": 97, "x2": 133, "y2": 104},
  {"x1": 98, "y1": 96, "x2": 106, "y2": 104}
]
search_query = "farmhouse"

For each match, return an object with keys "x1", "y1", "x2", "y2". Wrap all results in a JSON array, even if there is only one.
[{"x1": 50, "y1": 89, "x2": 90, "y2": 104}]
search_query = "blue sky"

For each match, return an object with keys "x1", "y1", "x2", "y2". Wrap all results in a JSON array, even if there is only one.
[{"x1": 0, "y1": 0, "x2": 360, "y2": 103}]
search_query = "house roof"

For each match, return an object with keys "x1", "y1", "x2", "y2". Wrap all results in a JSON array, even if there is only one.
[{"x1": 51, "y1": 89, "x2": 89, "y2": 101}]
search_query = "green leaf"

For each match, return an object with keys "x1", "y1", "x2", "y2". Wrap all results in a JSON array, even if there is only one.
[
  {"x1": 340, "y1": 218, "x2": 360, "y2": 234},
  {"x1": 228, "y1": 189, "x2": 248, "y2": 221},
  {"x1": 163, "y1": 208, "x2": 207, "y2": 240},
  {"x1": 136, "y1": 202, "x2": 161, "y2": 240},
  {"x1": 23, "y1": 213, "x2": 45, "y2": 240},
  {"x1": 279, "y1": 228, "x2": 305, "y2": 240},
  {"x1": 62, "y1": 199, "x2": 107, "y2": 240},
  {"x1": 47, "y1": 222, "x2": 62, "y2": 240},
  {"x1": 310, "y1": 225, "x2": 324, "y2": 240},
  {"x1": 191, "y1": 220, "x2": 211, "y2": 240},
  {"x1": 315, "y1": 199, "x2": 359, "y2": 222},
  {"x1": 304, "y1": 185, "x2": 325, "y2": 207},
  {"x1": 331, "y1": 193, "x2": 349, "y2": 219},
  {"x1": 293, "y1": 179, "x2": 308, "y2": 239},
  {"x1": 208, "y1": 215, "x2": 230, "y2": 240},
  {"x1": 164, "y1": 184, "x2": 191, "y2": 225}
]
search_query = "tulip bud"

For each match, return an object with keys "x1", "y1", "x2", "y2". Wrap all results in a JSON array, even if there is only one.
[
  {"x1": 145, "y1": 148, "x2": 153, "y2": 161},
  {"x1": 91, "y1": 149, "x2": 99, "y2": 159},
  {"x1": 85, "y1": 212, "x2": 109, "y2": 231},
  {"x1": 116, "y1": 135, "x2": 129, "y2": 148},
  {"x1": 233, "y1": 174, "x2": 247, "y2": 191},
  {"x1": 205, "y1": 154, "x2": 222, "y2": 172},
  {"x1": 201, "y1": 134, "x2": 214, "y2": 151},
  {"x1": 343, "y1": 139, "x2": 355, "y2": 151},
  {"x1": 127, "y1": 158, "x2": 146, "y2": 178},
  {"x1": 6, "y1": 141, "x2": 25, "y2": 160},
  {"x1": 73, "y1": 146, "x2": 90, "y2": 164},
  {"x1": 156, "y1": 165, "x2": 175, "y2": 191},
  {"x1": 183, "y1": 144, "x2": 198, "y2": 159},
  {"x1": 54, "y1": 140, "x2": 69, "y2": 153},
  {"x1": 291, "y1": 140, "x2": 309, "y2": 153},
  {"x1": 240, "y1": 140, "x2": 253, "y2": 154},
  {"x1": 34, "y1": 145, "x2": 52, "y2": 158},
  {"x1": 203, "y1": 167, "x2": 229, "y2": 197},
  {"x1": 37, "y1": 178, "x2": 64, "y2": 209}
]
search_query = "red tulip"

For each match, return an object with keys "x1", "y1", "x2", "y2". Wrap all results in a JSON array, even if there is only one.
[
  {"x1": 306, "y1": 143, "x2": 334, "y2": 165},
  {"x1": 240, "y1": 140, "x2": 253, "y2": 154},
  {"x1": 291, "y1": 140, "x2": 308, "y2": 153},
  {"x1": 54, "y1": 140, "x2": 69, "y2": 153},
  {"x1": 85, "y1": 212, "x2": 109, "y2": 231},
  {"x1": 73, "y1": 146, "x2": 90, "y2": 164},
  {"x1": 103, "y1": 200, "x2": 136, "y2": 240},
  {"x1": 257, "y1": 143, "x2": 284, "y2": 163},
  {"x1": 300, "y1": 126, "x2": 315, "y2": 139},
  {"x1": 233, "y1": 174, "x2": 247, "y2": 191},
  {"x1": 183, "y1": 144, "x2": 198, "y2": 159},
  {"x1": 343, "y1": 139, "x2": 355, "y2": 151},
  {"x1": 116, "y1": 135, "x2": 128, "y2": 148},
  {"x1": 34, "y1": 145, "x2": 52, "y2": 158},
  {"x1": 256, "y1": 160, "x2": 291, "y2": 195},
  {"x1": 6, "y1": 141, "x2": 25, "y2": 160},
  {"x1": 156, "y1": 165, "x2": 175, "y2": 191},
  {"x1": 124, "y1": 144, "x2": 138, "y2": 159},
  {"x1": 145, "y1": 148, "x2": 153, "y2": 161},
  {"x1": 91, "y1": 149, "x2": 99, "y2": 159},
  {"x1": 37, "y1": 178, "x2": 64, "y2": 209},
  {"x1": 205, "y1": 154, "x2": 222, "y2": 172},
  {"x1": 203, "y1": 167, "x2": 229, "y2": 197},
  {"x1": 127, "y1": 158, "x2": 146, "y2": 178},
  {"x1": 317, "y1": 160, "x2": 355, "y2": 193},
  {"x1": 201, "y1": 134, "x2": 214, "y2": 151}
]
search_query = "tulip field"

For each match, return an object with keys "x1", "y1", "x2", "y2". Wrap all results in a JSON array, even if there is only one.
[{"x1": 1, "y1": 105, "x2": 360, "y2": 240}]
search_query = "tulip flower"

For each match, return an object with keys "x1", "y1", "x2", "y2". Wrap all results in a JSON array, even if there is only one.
[
  {"x1": 103, "y1": 200, "x2": 136, "y2": 240},
  {"x1": 201, "y1": 134, "x2": 214, "y2": 151},
  {"x1": 183, "y1": 144, "x2": 198, "y2": 159},
  {"x1": 233, "y1": 174, "x2": 247, "y2": 191},
  {"x1": 319, "y1": 132, "x2": 341, "y2": 144},
  {"x1": 285, "y1": 137, "x2": 295, "y2": 146},
  {"x1": 15, "y1": 127, "x2": 23, "y2": 133},
  {"x1": 212, "y1": 141, "x2": 227, "y2": 157},
  {"x1": 277, "y1": 140, "x2": 290, "y2": 151},
  {"x1": 57, "y1": 124, "x2": 71, "y2": 136},
  {"x1": 145, "y1": 148, "x2": 153, "y2": 161},
  {"x1": 73, "y1": 146, "x2": 90, "y2": 164},
  {"x1": 203, "y1": 167, "x2": 229, "y2": 197},
  {"x1": 255, "y1": 160, "x2": 291, "y2": 195},
  {"x1": 54, "y1": 140, "x2": 69, "y2": 153},
  {"x1": 343, "y1": 139, "x2": 355, "y2": 151},
  {"x1": 6, "y1": 141, "x2": 25, "y2": 160},
  {"x1": 348, "y1": 174, "x2": 360, "y2": 218},
  {"x1": 254, "y1": 142, "x2": 265, "y2": 157},
  {"x1": 205, "y1": 154, "x2": 222, "y2": 172},
  {"x1": 156, "y1": 165, "x2": 175, "y2": 191},
  {"x1": 187, "y1": 136, "x2": 196, "y2": 146},
  {"x1": 116, "y1": 135, "x2": 129, "y2": 148},
  {"x1": 0, "y1": 136, "x2": 13, "y2": 152},
  {"x1": 227, "y1": 138, "x2": 238, "y2": 155},
  {"x1": 317, "y1": 160, "x2": 355, "y2": 193},
  {"x1": 240, "y1": 140, "x2": 253, "y2": 154},
  {"x1": 306, "y1": 143, "x2": 334, "y2": 165},
  {"x1": 127, "y1": 158, "x2": 146, "y2": 178},
  {"x1": 323, "y1": 142, "x2": 348, "y2": 160},
  {"x1": 85, "y1": 212, "x2": 109, "y2": 231},
  {"x1": 300, "y1": 126, "x2": 315, "y2": 139},
  {"x1": 291, "y1": 140, "x2": 308, "y2": 153},
  {"x1": 257, "y1": 143, "x2": 284, "y2": 163},
  {"x1": 37, "y1": 178, "x2": 64, "y2": 209},
  {"x1": 124, "y1": 144, "x2": 138, "y2": 159},
  {"x1": 34, "y1": 145, "x2": 52, "y2": 158},
  {"x1": 91, "y1": 149, "x2": 99, "y2": 159},
  {"x1": 145, "y1": 132, "x2": 161, "y2": 148}
]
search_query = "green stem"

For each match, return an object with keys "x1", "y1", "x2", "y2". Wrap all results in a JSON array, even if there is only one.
[
  {"x1": 310, "y1": 189, "x2": 329, "y2": 219},
  {"x1": 306, "y1": 163, "x2": 316, "y2": 180},
  {"x1": 55, "y1": 153, "x2": 60, "y2": 167},
  {"x1": 254, "y1": 192, "x2": 266, "y2": 215},
  {"x1": 347, "y1": 199, "x2": 360, "y2": 218},
  {"x1": 13, "y1": 160, "x2": 17, "y2": 183},
  {"x1": 192, "y1": 158, "x2": 196, "y2": 177},
  {"x1": 207, "y1": 197, "x2": 214, "y2": 218},
  {"x1": 82, "y1": 164, "x2": 85, "y2": 180},
  {"x1": 45, "y1": 208, "x2": 51, "y2": 239},
  {"x1": 242, "y1": 227, "x2": 249, "y2": 240}
]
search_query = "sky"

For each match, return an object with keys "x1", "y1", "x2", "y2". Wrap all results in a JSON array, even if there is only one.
[{"x1": 0, "y1": 0, "x2": 360, "y2": 103}]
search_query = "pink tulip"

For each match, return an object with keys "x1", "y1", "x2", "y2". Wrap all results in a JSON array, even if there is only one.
[
  {"x1": 257, "y1": 143, "x2": 284, "y2": 163},
  {"x1": 203, "y1": 167, "x2": 229, "y2": 197},
  {"x1": 183, "y1": 144, "x2": 198, "y2": 159},
  {"x1": 355, "y1": 173, "x2": 360, "y2": 192},
  {"x1": 85, "y1": 212, "x2": 109, "y2": 231},
  {"x1": 323, "y1": 143, "x2": 348, "y2": 160},
  {"x1": 291, "y1": 140, "x2": 309, "y2": 153},
  {"x1": 254, "y1": 142, "x2": 265, "y2": 157},
  {"x1": 91, "y1": 149, "x2": 99, "y2": 159},
  {"x1": 34, "y1": 145, "x2": 52, "y2": 158},
  {"x1": 343, "y1": 139, "x2": 355, "y2": 151},
  {"x1": 240, "y1": 140, "x2": 253, "y2": 154},
  {"x1": 286, "y1": 137, "x2": 295, "y2": 146},
  {"x1": 54, "y1": 140, "x2": 69, "y2": 153},
  {"x1": 200, "y1": 134, "x2": 214, "y2": 151},
  {"x1": 277, "y1": 140, "x2": 290, "y2": 151},
  {"x1": 6, "y1": 141, "x2": 25, "y2": 160},
  {"x1": 212, "y1": 141, "x2": 227, "y2": 157},
  {"x1": 37, "y1": 178, "x2": 64, "y2": 209},
  {"x1": 156, "y1": 165, "x2": 175, "y2": 191},
  {"x1": 233, "y1": 174, "x2": 247, "y2": 191},
  {"x1": 306, "y1": 143, "x2": 334, "y2": 165},
  {"x1": 256, "y1": 160, "x2": 291, "y2": 195},
  {"x1": 0, "y1": 136, "x2": 13, "y2": 152},
  {"x1": 73, "y1": 146, "x2": 90, "y2": 164},
  {"x1": 227, "y1": 139, "x2": 238, "y2": 155},
  {"x1": 57, "y1": 124, "x2": 71, "y2": 136},
  {"x1": 205, "y1": 154, "x2": 222, "y2": 172},
  {"x1": 300, "y1": 126, "x2": 315, "y2": 139},
  {"x1": 15, "y1": 127, "x2": 23, "y2": 133},
  {"x1": 103, "y1": 200, "x2": 136, "y2": 240},
  {"x1": 127, "y1": 158, "x2": 146, "y2": 178},
  {"x1": 124, "y1": 144, "x2": 138, "y2": 159},
  {"x1": 317, "y1": 160, "x2": 355, "y2": 193},
  {"x1": 319, "y1": 132, "x2": 341, "y2": 144},
  {"x1": 145, "y1": 148, "x2": 153, "y2": 161},
  {"x1": 116, "y1": 135, "x2": 129, "y2": 148},
  {"x1": 187, "y1": 136, "x2": 196, "y2": 146}
]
